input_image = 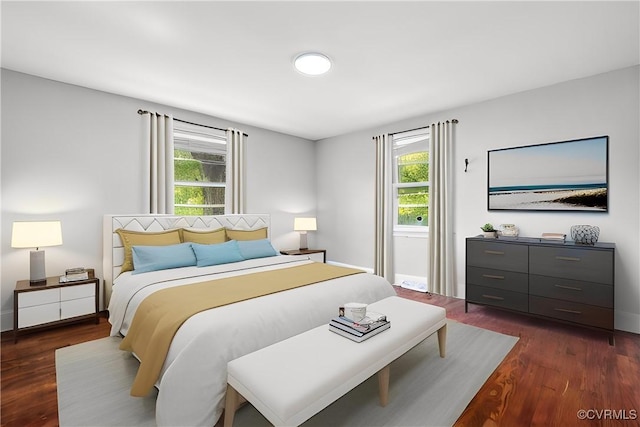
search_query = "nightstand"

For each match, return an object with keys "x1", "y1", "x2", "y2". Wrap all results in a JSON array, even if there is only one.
[
  {"x1": 13, "y1": 274, "x2": 99, "y2": 343},
  {"x1": 280, "y1": 249, "x2": 327, "y2": 263}
]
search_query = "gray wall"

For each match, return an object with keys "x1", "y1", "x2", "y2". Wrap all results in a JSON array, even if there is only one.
[
  {"x1": 3, "y1": 66, "x2": 638, "y2": 334},
  {"x1": 1, "y1": 69, "x2": 316, "y2": 330},
  {"x1": 316, "y1": 66, "x2": 640, "y2": 333}
]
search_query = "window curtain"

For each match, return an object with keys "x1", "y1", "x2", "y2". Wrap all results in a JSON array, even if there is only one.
[
  {"x1": 428, "y1": 120, "x2": 457, "y2": 295},
  {"x1": 226, "y1": 128, "x2": 245, "y2": 214},
  {"x1": 141, "y1": 112, "x2": 174, "y2": 214},
  {"x1": 373, "y1": 133, "x2": 394, "y2": 283}
]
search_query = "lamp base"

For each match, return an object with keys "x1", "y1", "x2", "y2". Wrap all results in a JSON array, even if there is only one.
[
  {"x1": 299, "y1": 232, "x2": 308, "y2": 250},
  {"x1": 30, "y1": 250, "x2": 47, "y2": 285}
]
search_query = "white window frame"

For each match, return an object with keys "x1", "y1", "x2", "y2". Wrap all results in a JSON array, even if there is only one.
[
  {"x1": 392, "y1": 129, "x2": 429, "y2": 238},
  {"x1": 173, "y1": 124, "x2": 228, "y2": 215}
]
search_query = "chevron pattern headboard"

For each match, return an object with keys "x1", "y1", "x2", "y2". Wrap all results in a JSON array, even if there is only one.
[{"x1": 102, "y1": 214, "x2": 270, "y2": 305}]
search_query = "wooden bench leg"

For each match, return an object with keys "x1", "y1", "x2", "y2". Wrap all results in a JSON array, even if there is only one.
[
  {"x1": 437, "y1": 323, "x2": 447, "y2": 358},
  {"x1": 378, "y1": 364, "x2": 390, "y2": 407},
  {"x1": 224, "y1": 384, "x2": 240, "y2": 427}
]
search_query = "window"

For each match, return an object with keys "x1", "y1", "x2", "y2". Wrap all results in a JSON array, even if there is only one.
[
  {"x1": 173, "y1": 124, "x2": 227, "y2": 215},
  {"x1": 392, "y1": 129, "x2": 429, "y2": 234}
]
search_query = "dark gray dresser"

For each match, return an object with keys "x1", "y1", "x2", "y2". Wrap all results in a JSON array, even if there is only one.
[{"x1": 465, "y1": 236, "x2": 615, "y2": 344}]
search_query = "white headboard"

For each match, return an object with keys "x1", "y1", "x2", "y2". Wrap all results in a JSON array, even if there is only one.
[{"x1": 102, "y1": 214, "x2": 270, "y2": 305}]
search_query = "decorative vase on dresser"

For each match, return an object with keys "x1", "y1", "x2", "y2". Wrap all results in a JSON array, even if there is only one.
[{"x1": 465, "y1": 236, "x2": 615, "y2": 345}]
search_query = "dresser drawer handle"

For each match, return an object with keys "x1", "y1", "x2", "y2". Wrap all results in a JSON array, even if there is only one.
[
  {"x1": 555, "y1": 256, "x2": 581, "y2": 262},
  {"x1": 555, "y1": 284, "x2": 583, "y2": 291},
  {"x1": 482, "y1": 274, "x2": 505, "y2": 280},
  {"x1": 554, "y1": 308, "x2": 582, "y2": 314},
  {"x1": 482, "y1": 294, "x2": 504, "y2": 301},
  {"x1": 484, "y1": 250, "x2": 505, "y2": 255}
]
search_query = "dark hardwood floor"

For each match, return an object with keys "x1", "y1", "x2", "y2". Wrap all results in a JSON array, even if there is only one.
[
  {"x1": 1, "y1": 290, "x2": 639, "y2": 427},
  {"x1": 395, "y1": 289, "x2": 640, "y2": 427}
]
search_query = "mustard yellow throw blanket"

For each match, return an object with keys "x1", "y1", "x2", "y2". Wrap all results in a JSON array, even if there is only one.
[{"x1": 120, "y1": 262, "x2": 363, "y2": 396}]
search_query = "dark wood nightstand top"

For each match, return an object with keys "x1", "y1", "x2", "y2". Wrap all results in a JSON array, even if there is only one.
[
  {"x1": 15, "y1": 270, "x2": 97, "y2": 292},
  {"x1": 280, "y1": 249, "x2": 326, "y2": 263}
]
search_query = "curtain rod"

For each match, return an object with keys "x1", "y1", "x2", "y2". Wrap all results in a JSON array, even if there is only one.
[
  {"x1": 137, "y1": 109, "x2": 248, "y2": 137},
  {"x1": 390, "y1": 120, "x2": 459, "y2": 136}
]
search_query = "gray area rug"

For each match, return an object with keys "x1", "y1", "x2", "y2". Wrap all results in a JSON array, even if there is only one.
[{"x1": 56, "y1": 321, "x2": 518, "y2": 427}]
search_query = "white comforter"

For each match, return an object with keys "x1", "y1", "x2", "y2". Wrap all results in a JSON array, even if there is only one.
[{"x1": 108, "y1": 256, "x2": 396, "y2": 426}]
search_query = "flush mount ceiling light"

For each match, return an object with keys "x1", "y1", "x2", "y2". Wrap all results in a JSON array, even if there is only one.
[{"x1": 294, "y1": 52, "x2": 332, "y2": 76}]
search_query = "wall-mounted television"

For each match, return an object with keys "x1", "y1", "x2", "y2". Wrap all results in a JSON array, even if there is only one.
[{"x1": 488, "y1": 136, "x2": 608, "y2": 212}]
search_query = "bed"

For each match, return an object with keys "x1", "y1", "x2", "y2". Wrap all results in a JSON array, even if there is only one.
[{"x1": 104, "y1": 214, "x2": 396, "y2": 427}]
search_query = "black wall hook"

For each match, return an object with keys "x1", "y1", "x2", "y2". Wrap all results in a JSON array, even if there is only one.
[{"x1": 464, "y1": 158, "x2": 469, "y2": 172}]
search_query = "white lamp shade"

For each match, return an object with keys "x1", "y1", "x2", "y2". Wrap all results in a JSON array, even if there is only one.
[
  {"x1": 294, "y1": 217, "x2": 317, "y2": 232},
  {"x1": 11, "y1": 221, "x2": 63, "y2": 249}
]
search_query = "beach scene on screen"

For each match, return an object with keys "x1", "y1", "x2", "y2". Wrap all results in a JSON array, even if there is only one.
[{"x1": 488, "y1": 137, "x2": 607, "y2": 211}]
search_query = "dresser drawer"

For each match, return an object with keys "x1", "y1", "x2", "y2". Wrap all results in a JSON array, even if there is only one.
[
  {"x1": 18, "y1": 288, "x2": 59, "y2": 308},
  {"x1": 18, "y1": 303, "x2": 59, "y2": 328},
  {"x1": 467, "y1": 266, "x2": 528, "y2": 293},
  {"x1": 466, "y1": 284, "x2": 528, "y2": 312},
  {"x1": 529, "y1": 295, "x2": 613, "y2": 329},
  {"x1": 61, "y1": 283, "x2": 95, "y2": 301},
  {"x1": 467, "y1": 240, "x2": 528, "y2": 273},
  {"x1": 61, "y1": 296, "x2": 95, "y2": 319},
  {"x1": 529, "y1": 275, "x2": 613, "y2": 308},
  {"x1": 529, "y1": 246, "x2": 613, "y2": 284}
]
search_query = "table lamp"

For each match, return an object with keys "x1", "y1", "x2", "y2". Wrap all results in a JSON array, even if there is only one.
[
  {"x1": 11, "y1": 221, "x2": 63, "y2": 285},
  {"x1": 294, "y1": 217, "x2": 317, "y2": 250}
]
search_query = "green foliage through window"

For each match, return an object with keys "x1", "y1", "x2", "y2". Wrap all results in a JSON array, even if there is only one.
[
  {"x1": 397, "y1": 152, "x2": 429, "y2": 183},
  {"x1": 174, "y1": 144, "x2": 226, "y2": 215},
  {"x1": 396, "y1": 151, "x2": 429, "y2": 227}
]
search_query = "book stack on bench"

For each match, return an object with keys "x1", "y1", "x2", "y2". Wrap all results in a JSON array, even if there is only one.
[{"x1": 329, "y1": 312, "x2": 390, "y2": 342}]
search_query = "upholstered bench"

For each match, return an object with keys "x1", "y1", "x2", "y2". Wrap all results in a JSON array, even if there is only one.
[{"x1": 224, "y1": 296, "x2": 447, "y2": 427}]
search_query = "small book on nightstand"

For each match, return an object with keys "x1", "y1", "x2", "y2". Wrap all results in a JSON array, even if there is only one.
[{"x1": 59, "y1": 268, "x2": 94, "y2": 282}]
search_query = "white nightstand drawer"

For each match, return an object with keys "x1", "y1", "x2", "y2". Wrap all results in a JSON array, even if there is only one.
[
  {"x1": 61, "y1": 296, "x2": 95, "y2": 319},
  {"x1": 307, "y1": 252, "x2": 325, "y2": 263},
  {"x1": 18, "y1": 288, "x2": 59, "y2": 308},
  {"x1": 19, "y1": 303, "x2": 59, "y2": 328},
  {"x1": 61, "y1": 283, "x2": 95, "y2": 301}
]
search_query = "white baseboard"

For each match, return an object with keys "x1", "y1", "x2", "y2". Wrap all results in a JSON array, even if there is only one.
[
  {"x1": 616, "y1": 310, "x2": 640, "y2": 335},
  {"x1": 327, "y1": 261, "x2": 374, "y2": 274},
  {"x1": 1, "y1": 311, "x2": 13, "y2": 333}
]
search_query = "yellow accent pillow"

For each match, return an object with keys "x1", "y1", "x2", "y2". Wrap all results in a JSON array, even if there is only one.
[
  {"x1": 225, "y1": 227, "x2": 268, "y2": 241},
  {"x1": 181, "y1": 228, "x2": 226, "y2": 245},
  {"x1": 116, "y1": 228, "x2": 182, "y2": 273}
]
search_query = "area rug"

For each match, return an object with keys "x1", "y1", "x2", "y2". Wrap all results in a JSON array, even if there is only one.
[{"x1": 56, "y1": 320, "x2": 518, "y2": 427}]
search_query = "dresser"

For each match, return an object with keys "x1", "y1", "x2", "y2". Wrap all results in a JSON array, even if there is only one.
[
  {"x1": 13, "y1": 275, "x2": 99, "y2": 343},
  {"x1": 465, "y1": 237, "x2": 615, "y2": 344}
]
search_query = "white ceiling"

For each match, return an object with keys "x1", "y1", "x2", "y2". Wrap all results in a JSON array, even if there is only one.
[{"x1": 2, "y1": 1, "x2": 638, "y2": 140}]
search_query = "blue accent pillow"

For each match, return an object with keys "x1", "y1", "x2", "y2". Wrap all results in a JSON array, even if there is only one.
[
  {"x1": 191, "y1": 240, "x2": 245, "y2": 267},
  {"x1": 237, "y1": 239, "x2": 278, "y2": 260},
  {"x1": 131, "y1": 243, "x2": 197, "y2": 274}
]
